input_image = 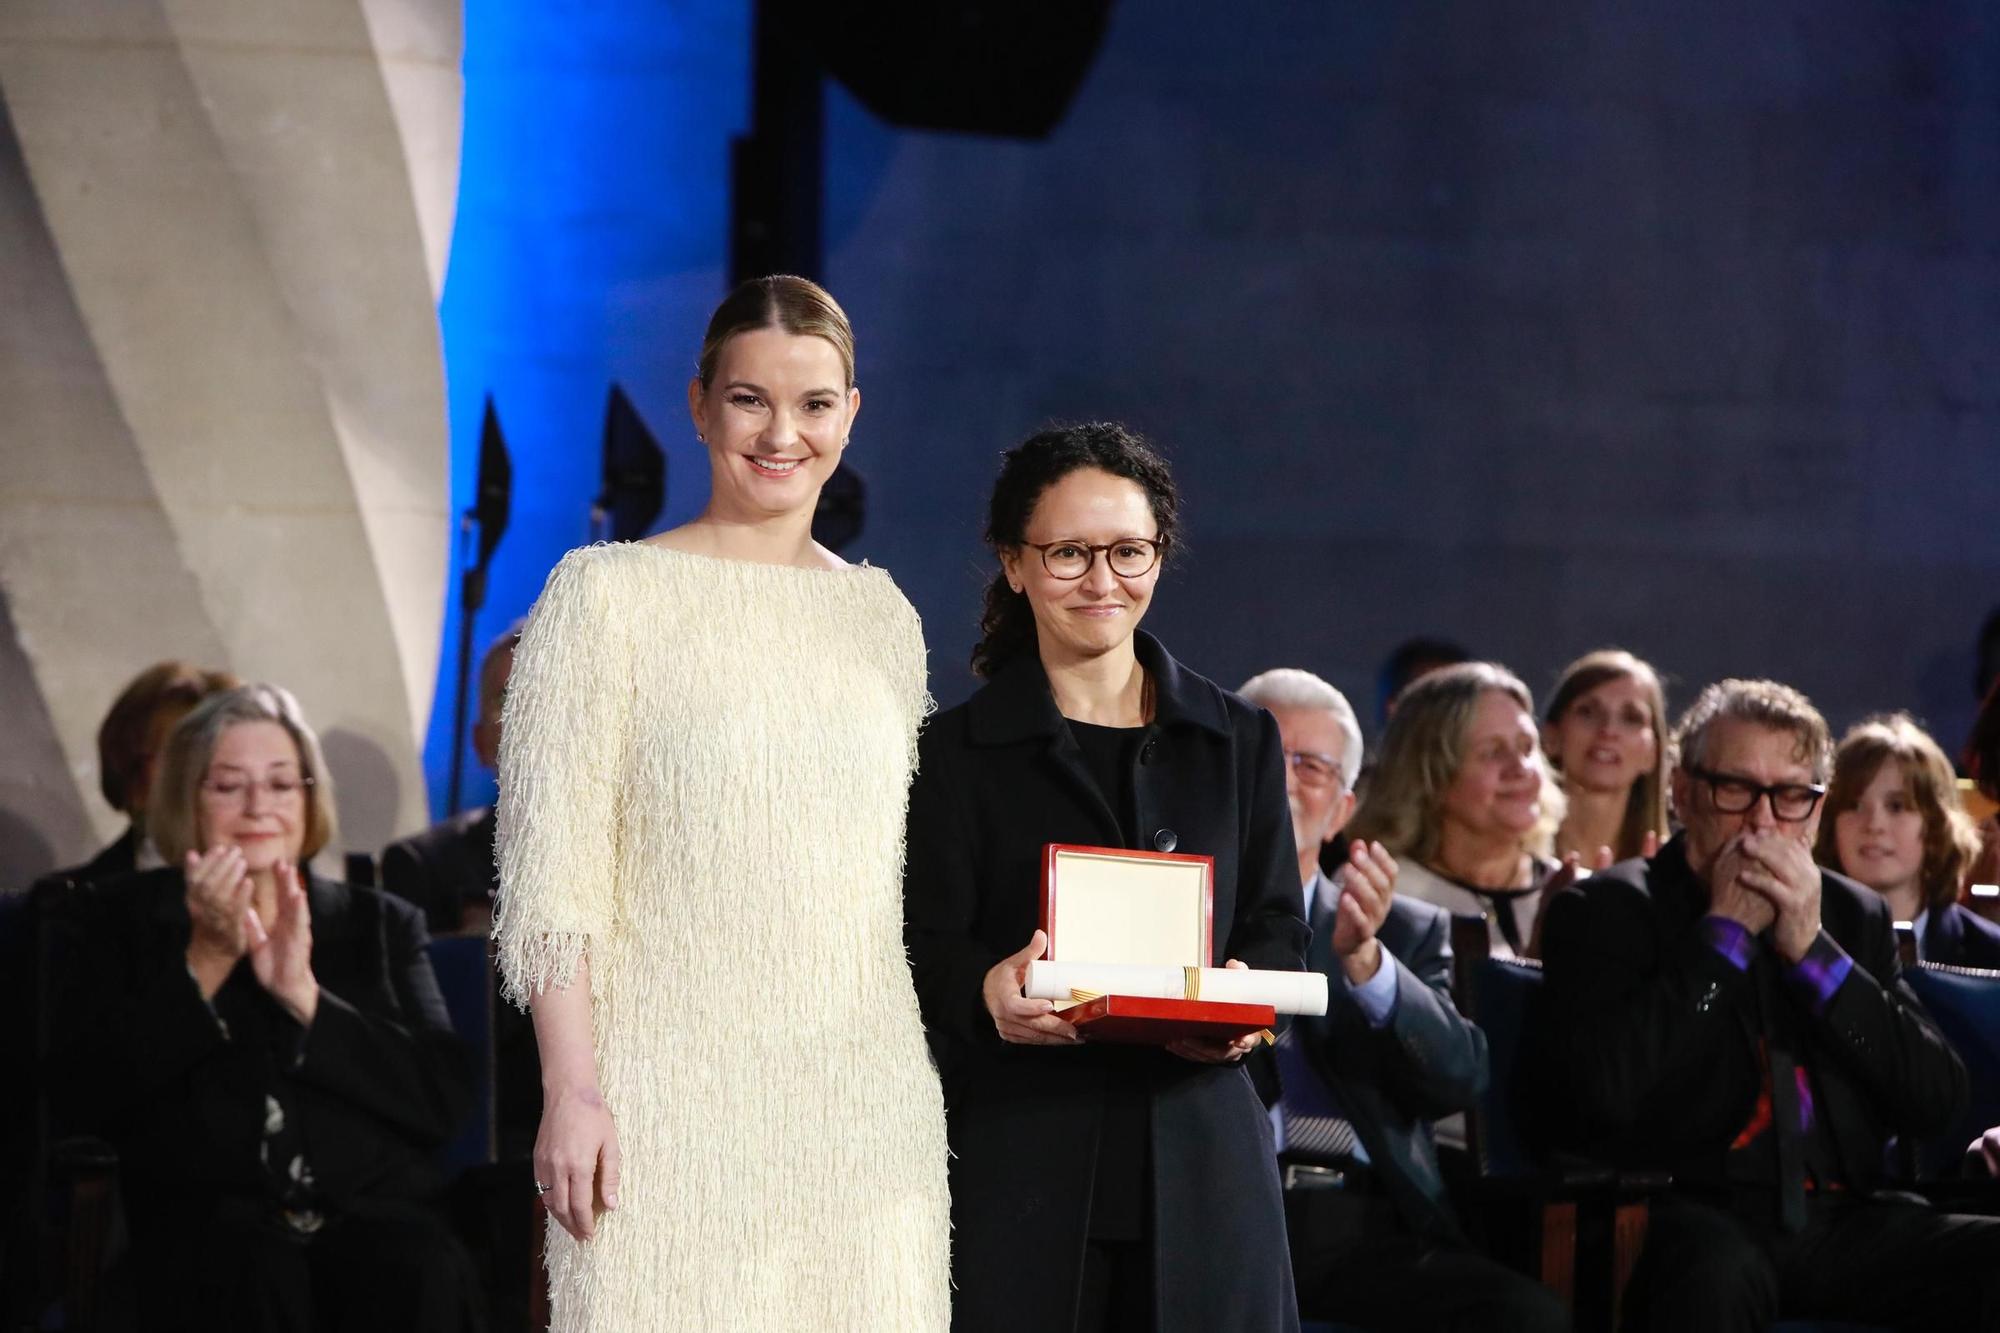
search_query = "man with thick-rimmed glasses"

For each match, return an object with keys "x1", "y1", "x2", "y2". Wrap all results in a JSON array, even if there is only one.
[{"x1": 1541, "y1": 677, "x2": 2000, "y2": 1331}]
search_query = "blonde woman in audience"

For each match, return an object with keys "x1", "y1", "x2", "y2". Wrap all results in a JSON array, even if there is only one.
[
  {"x1": 1817, "y1": 712, "x2": 2000, "y2": 969},
  {"x1": 1542, "y1": 649, "x2": 1670, "y2": 868},
  {"x1": 1349, "y1": 662, "x2": 1566, "y2": 958}
]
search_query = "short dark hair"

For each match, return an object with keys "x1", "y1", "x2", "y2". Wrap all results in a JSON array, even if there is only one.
[{"x1": 972, "y1": 422, "x2": 1180, "y2": 678}]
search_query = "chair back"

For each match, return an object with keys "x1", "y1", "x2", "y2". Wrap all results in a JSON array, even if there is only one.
[
  {"x1": 425, "y1": 934, "x2": 496, "y2": 1175},
  {"x1": 1449, "y1": 912, "x2": 1545, "y2": 1177},
  {"x1": 1903, "y1": 961, "x2": 2000, "y2": 1178}
]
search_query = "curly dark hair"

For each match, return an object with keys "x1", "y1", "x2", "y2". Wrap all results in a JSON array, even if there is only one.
[{"x1": 971, "y1": 422, "x2": 1181, "y2": 678}]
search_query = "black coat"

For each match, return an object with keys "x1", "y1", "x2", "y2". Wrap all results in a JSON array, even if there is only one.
[
  {"x1": 1539, "y1": 835, "x2": 1966, "y2": 1196},
  {"x1": 904, "y1": 633, "x2": 1308, "y2": 1333},
  {"x1": 380, "y1": 805, "x2": 497, "y2": 935},
  {"x1": 48, "y1": 866, "x2": 475, "y2": 1237}
]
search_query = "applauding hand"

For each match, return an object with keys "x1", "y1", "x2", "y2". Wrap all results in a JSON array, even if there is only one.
[
  {"x1": 246, "y1": 859, "x2": 319, "y2": 1025},
  {"x1": 1332, "y1": 841, "x2": 1397, "y2": 984}
]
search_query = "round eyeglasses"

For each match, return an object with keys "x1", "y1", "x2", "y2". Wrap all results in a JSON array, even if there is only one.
[{"x1": 1020, "y1": 538, "x2": 1164, "y2": 581}]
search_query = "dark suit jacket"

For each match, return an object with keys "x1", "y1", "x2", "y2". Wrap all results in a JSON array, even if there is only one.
[
  {"x1": 1922, "y1": 901, "x2": 2000, "y2": 970},
  {"x1": 904, "y1": 632, "x2": 1307, "y2": 1333},
  {"x1": 380, "y1": 806, "x2": 496, "y2": 934},
  {"x1": 1289, "y1": 891, "x2": 1488, "y2": 1240},
  {"x1": 30, "y1": 825, "x2": 142, "y2": 895},
  {"x1": 49, "y1": 867, "x2": 475, "y2": 1236},
  {"x1": 1539, "y1": 835, "x2": 1966, "y2": 1199}
]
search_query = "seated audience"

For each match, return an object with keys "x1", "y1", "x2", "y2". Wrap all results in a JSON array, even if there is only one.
[
  {"x1": 381, "y1": 622, "x2": 540, "y2": 1161},
  {"x1": 1349, "y1": 662, "x2": 1567, "y2": 958},
  {"x1": 49, "y1": 684, "x2": 480, "y2": 1333},
  {"x1": 381, "y1": 624, "x2": 520, "y2": 935},
  {"x1": 33, "y1": 659, "x2": 238, "y2": 888},
  {"x1": 1542, "y1": 649, "x2": 1669, "y2": 867},
  {"x1": 1541, "y1": 677, "x2": 1999, "y2": 1331},
  {"x1": 1239, "y1": 669, "x2": 1566, "y2": 1333},
  {"x1": 1816, "y1": 712, "x2": 2000, "y2": 969}
]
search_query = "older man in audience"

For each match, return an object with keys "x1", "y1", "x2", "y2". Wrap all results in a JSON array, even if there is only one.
[
  {"x1": 1542, "y1": 678, "x2": 2000, "y2": 1331},
  {"x1": 1240, "y1": 668, "x2": 1567, "y2": 1333}
]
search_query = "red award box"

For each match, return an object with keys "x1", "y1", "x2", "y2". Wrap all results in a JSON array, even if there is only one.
[{"x1": 1039, "y1": 843, "x2": 1276, "y2": 1046}]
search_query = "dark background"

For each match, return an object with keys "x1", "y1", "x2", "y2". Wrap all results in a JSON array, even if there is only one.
[{"x1": 430, "y1": 0, "x2": 2000, "y2": 814}]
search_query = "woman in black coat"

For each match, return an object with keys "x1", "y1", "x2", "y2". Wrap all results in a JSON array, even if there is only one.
[
  {"x1": 49, "y1": 684, "x2": 479, "y2": 1332},
  {"x1": 904, "y1": 423, "x2": 1308, "y2": 1333}
]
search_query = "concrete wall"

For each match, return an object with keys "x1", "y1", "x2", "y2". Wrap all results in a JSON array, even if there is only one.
[{"x1": 0, "y1": 0, "x2": 459, "y2": 884}]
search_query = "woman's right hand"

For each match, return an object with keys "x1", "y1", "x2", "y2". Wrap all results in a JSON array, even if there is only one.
[
  {"x1": 982, "y1": 929, "x2": 1079, "y2": 1046},
  {"x1": 535, "y1": 1086, "x2": 621, "y2": 1241},
  {"x1": 184, "y1": 846, "x2": 252, "y2": 993}
]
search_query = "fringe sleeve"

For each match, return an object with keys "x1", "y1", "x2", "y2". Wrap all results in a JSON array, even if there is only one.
[{"x1": 492, "y1": 547, "x2": 630, "y2": 1008}]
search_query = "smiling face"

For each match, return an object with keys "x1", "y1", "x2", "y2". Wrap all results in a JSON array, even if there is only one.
[
  {"x1": 999, "y1": 468, "x2": 1161, "y2": 667},
  {"x1": 687, "y1": 325, "x2": 859, "y2": 524},
  {"x1": 1832, "y1": 758, "x2": 1926, "y2": 901},
  {"x1": 1548, "y1": 673, "x2": 1659, "y2": 796},
  {"x1": 1440, "y1": 689, "x2": 1546, "y2": 844},
  {"x1": 196, "y1": 719, "x2": 308, "y2": 873}
]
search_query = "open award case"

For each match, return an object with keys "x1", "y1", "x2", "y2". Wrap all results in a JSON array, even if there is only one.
[{"x1": 1040, "y1": 843, "x2": 1277, "y2": 1045}]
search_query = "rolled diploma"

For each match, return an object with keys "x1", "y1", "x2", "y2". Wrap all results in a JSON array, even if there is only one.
[{"x1": 1026, "y1": 961, "x2": 1328, "y2": 1017}]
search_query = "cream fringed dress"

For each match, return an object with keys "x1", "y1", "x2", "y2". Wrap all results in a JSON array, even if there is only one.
[{"x1": 493, "y1": 543, "x2": 951, "y2": 1331}]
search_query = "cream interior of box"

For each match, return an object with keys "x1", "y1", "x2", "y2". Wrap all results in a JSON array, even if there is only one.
[{"x1": 1049, "y1": 849, "x2": 1209, "y2": 966}]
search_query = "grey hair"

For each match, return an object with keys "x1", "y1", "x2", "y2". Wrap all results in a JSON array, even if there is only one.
[
  {"x1": 1673, "y1": 678, "x2": 1833, "y2": 785},
  {"x1": 148, "y1": 683, "x2": 339, "y2": 865},
  {"x1": 1238, "y1": 667, "x2": 1365, "y2": 792}
]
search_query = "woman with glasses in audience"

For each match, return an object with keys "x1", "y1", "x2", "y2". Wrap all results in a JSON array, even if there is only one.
[
  {"x1": 50, "y1": 684, "x2": 479, "y2": 1332},
  {"x1": 1348, "y1": 662, "x2": 1567, "y2": 958},
  {"x1": 904, "y1": 423, "x2": 1307, "y2": 1333},
  {"x1": 1816, "y1": 712, "x2": 2000, "y2": 969},
  {"x1": 494, "y1": 276, "x2": 948, "y2": 1330},
  {"x1": 1542, "y1": 649, "x2": 1670, "y2": 869}
]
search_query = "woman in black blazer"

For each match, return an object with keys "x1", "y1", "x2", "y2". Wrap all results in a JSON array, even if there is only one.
[
  {"x1": 904, "y1": 423, "x2": 1308, "y2": 1333},
  {"x1": 50, "y1": 684, "x2": 478, "y2": 1332},
  {"x1": 1818, "y1": 712, "x2": 2000, "y2": 969}
]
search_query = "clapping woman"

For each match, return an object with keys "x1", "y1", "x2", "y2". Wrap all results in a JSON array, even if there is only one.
[
  {"x1": 51, "y1": 684, "x2": 478, "y2": 1331},
  {"x1": 904, "y1": 423, "x2": 1307, "y2": 1333}
]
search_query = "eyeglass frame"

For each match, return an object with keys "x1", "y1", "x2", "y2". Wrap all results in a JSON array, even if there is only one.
[
  {"x1": 1683, "y1": 764, "x2": 1825, "y2": 821},
  {"x1": 1283, "y1": 748, "x2": 1347, "y2": 793},
  {"x1": 1017, "y1": 537, "x2": 1166, "y2": 581},
  {"x1": 198, "y1": 773, "x2": 317, "y2": 805}
]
